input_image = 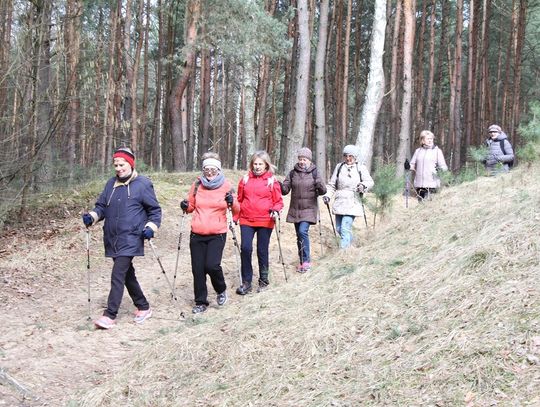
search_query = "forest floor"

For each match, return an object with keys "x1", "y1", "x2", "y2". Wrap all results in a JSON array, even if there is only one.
[
  {"x1": 0, "y1": 182, "x2": 336, "y2": 406},
  {"x1": 1, "y1": 167, "x2": 540, "y2": 406}
]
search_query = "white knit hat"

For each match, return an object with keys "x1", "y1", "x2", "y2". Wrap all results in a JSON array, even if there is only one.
[{"x1": 202, "y1": 158, "x2": 222, "y2": 171}]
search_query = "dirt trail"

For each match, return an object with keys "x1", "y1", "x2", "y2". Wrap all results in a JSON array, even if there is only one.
[{"x1": 1, "y1": 200, "x2": 335, "y2": 405}]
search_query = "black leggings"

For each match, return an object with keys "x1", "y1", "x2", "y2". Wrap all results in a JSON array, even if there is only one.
[{"x1": 416, "y1": 187, "x2": 438, "y2": 201}]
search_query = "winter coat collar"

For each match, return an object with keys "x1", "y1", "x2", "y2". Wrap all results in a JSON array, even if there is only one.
[{"x1": 114, "y1": 170, "x2": 138, "y2": 188}]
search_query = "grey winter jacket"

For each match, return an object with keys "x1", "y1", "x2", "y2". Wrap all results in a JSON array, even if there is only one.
[
  {"x1": 281, "y1": 163, "x2": 326, "y2": 224},
  {"x1": 485, "y1": 132, "x2": 514, "y2": 174},
  {"x1": 324, "y1": 162, "x2": 374, "y2": 216},
  {"x1": 410, "y1": 145, "x2": 448, "y2": 188}
]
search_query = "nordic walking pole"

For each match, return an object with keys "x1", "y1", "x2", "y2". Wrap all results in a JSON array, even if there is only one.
[
  {"x1": 273, "y1": 213, "x2": 288, "y2": 282},
  {"x1": 404, "y1": 158, "x2": 411, "y2": 208},
  {"x1": 357, "y1": 190, "x2": 369, "y2": 229},
  {"x1": 171, "y1": 211, "x2": 186, "y2": 298},
  {"x1": 226, "y1": 206, "x2": 242, "y2": 287},
  {"x1": 148, "y1": 239, "x2": 178, "y2": 302},
  {"x1": 85, "y1": 227, "x2": 91, "y2": 321},
  {"x1": 324, "y1": 200, "x2": 338, "y2": 237},
  {"x1": 317, "y1": 205, "x2": 323, "y2": 255}
]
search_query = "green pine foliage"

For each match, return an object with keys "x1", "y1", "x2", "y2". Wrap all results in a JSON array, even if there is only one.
[
  {"x1": 366, "y1": 163, "x2": 403, "y2": 228},
  {"x1": 467, "y1": 145, "x2": 489, "y2": 175},
  {"x1": 516, "y1": 101, "x2": 540, "y2": 167}
]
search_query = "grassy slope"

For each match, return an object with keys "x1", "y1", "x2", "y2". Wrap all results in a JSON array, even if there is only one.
[{"x1": 68, "y1": 165, "x2": 539, "y2": 406}]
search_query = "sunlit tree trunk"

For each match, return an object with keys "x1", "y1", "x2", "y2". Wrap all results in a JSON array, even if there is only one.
[
  {"x1": 314, "y1": 0, "x2": 330, "y2": 177},
  {"x1": 356, "y1": 0, "x2": 387, "y2": 169},
  {"x1": 285, "y1": 0, "x2": 311, "y2": 170},
  {"x1": 396, "y1": 0, "x2": 414, "y2": 177}
]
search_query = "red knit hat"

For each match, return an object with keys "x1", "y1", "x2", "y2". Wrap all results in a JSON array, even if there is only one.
[{"x1": 113, "y1": 147, "x2": 135, "y2": 168}]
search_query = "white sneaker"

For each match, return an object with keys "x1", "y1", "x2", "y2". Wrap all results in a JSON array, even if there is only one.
[
  {"x1": 94, "y1": 315, "x2": 116, "y2": 329},
  {"x1": 133, "y1": 309, "x2": 152, "y2": 324}
]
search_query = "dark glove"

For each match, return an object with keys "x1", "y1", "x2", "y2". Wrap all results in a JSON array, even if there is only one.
[
  {"x1": 356, "y1": 183, "x2": 366, "y2": 193},
  {"x1": 180, "y1": 199, "x2": 189, "y2": 211},
  {"x1": 269, "y1": 209, "x2": 280, "y2": 219},
  {"x1": 225, "y1": 192, "x2": 234, "y2": 205},
  {"x1": 486, "y1": 158, "x2": 498, "y2": 166},
  {"x1": 142, "y1": 227, "x2": 154, "y2": 240},
  {"x1": 322, "y1": 196, "x2": 330, "y2": 205},
  {"x1": 82, "y1": 213, "x2": 93, "y2": 227}
]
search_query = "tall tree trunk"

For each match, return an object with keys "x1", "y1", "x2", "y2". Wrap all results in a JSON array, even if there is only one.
[
  {"x1": 168, "y1": 0, "x2": 199, "y2": 171},
  {"x1": 511, "y1": 0, "x2": 527, "y2": 136},
  {"x1": 396, "y1": 0, "x2": 414, "y2": 176},
  {"x1": 453, "y1": 0, "x2": 463, "y2": 168},
  {"x1": 65, "y1": 0, "x2": 82, "y2": 182},
  {"x1": 314, "y1": 0, "x2": 330, "y2": 178},
  {"x1": 341, "y1": 0, "x2": 352, "y2": 143},
  {"x1": 243, "y1": 59, "x2": 256, "y2": 165},
  {"x1": 424, "y1": 0, "x2": 436, "y2": 126},
  {"x1": 389, "y1": 0, "x2": 403, "y2": 151},
  {"x1": 356, "y1": 0, "x2": 387, "y2": 169},
  {"x1": 199, "y1": 48, "x2": 211, "y2": 155},
  {"x1": 285, "y1": 0, "x2": 311, "y2": 170}
]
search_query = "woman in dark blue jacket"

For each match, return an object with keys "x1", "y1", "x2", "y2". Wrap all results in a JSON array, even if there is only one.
[{"x1": 83, "y1": 147, "x2": 161, "y2": 329}]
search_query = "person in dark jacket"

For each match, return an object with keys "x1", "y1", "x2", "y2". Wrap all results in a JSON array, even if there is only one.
[
  {"x1": 280, "y1": 147, "x2": 326, "y2": 273},
  {"x1": 234, "y1": 151, "x2": 283, "y2": 295},
  {"x1": 82, "y1": 147, "x2": 161, "y2": 329},
  {"x1": 484, "y1": 124, "x2": 515, "y2": 175},
  {"x1": 180, "y1": 152, "x2": 240, "y2": 314}
]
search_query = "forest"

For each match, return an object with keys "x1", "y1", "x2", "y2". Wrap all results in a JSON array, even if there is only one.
[{"x1": 0, "y1": 0, "x2": 538, "y2": 218}]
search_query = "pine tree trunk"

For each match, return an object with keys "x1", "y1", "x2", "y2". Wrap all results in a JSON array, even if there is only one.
[
  {"x1": 285, "y1": 0, "x2": 311, "y2": 170},
  {"x1": 396, "y1": 0, "x2": 414, "y2": 177},
  {"x1": 356, "y1": 0, "x2": 387, "y2": 169},
  {"x1": 314, "y1": 0, "x2": 330, "y2": 178}
]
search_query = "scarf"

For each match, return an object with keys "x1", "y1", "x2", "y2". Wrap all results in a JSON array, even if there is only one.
[{"x1": 200, "y1": 172, "x2": 225, "y2": 190}]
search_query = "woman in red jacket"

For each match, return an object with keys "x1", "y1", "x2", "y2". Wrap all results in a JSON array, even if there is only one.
[
  {"x1": 235, "y1": 151, "x2": 284, "y2": 295},
  {"x1": 181, "y1": 153, "x2": 240, "y2": 314}
]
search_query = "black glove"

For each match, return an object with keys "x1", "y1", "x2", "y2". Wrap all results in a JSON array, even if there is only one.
[
  {"x1": 82, "y1": 213, "x2": 93, "y2": 226},
  {"x1": 225, "y1": 192, "x2": 234, "y2": 205},
  {"x1": 180, "y1": 199, "x2": 189, "y2": 211},
  {"x1": 142, "y1": 227, "x2": 154, "y2": 240},
  {"x1": 269, "y1": 209, "x2": 280, "y2": 219},
  {"x1": 322, "y1": 196, "x2": 330, "y2": 205},
  {"x1": 356, "y1": 183, "x2": 366, "y2": 193}
]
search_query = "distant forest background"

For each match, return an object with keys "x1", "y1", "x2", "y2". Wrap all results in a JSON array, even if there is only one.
[{"x1": 0, "y1": 0, "x2": 538, "y2": 204}]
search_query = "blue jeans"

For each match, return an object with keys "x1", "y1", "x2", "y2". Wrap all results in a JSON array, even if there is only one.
[
  {"x1": 294, "y1": 221, "x2": 311, "y2": 264},
  {"x1": 240, "y1": 225, "x2": 273, "y2": 284},
  {"x1": 335, "y1": 215, "x2": 355, "y2": 249}
]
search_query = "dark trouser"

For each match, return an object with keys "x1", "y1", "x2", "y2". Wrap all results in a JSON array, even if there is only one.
[
  {"x1": 190, "y1": 232, "x2": 227, "y2": 306},
  {"x1": 417, "y1": 187, "x2": 438, "y2": 201},
  {"x1": 294, "y1": 221, "x2": 311, "y2": 264},
  {"x1": 104, "y1": 256, "x2": 149, "y2": 319},
  {"x1": 240, "y1": 225, "x2": 272, "y2": 285}
]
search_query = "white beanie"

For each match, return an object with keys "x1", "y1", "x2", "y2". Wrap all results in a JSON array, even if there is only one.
[
  {"x1": 343, "y1": 144, "x2": 359, "y2": 158},
  {"x1": 202, "y1": 158, "x2": 222, "y2": 171}
]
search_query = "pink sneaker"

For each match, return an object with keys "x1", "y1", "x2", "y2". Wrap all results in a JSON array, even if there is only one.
[
  {"x1": 296, "y1": 263, "x2": 306, "y2": 273},
  {"x1": 301, "y1": 262, "x2": 312, "y2": 272},
  {"x1": 94, "y1": 315, "x2": 116, "y2": 330},
  {"x1": 133, "y1": 309, "x2": 153, "y2": 324}
]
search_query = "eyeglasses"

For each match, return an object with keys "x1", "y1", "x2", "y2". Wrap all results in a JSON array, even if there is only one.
[
  {"x1": 203, "y1": 167, "x2": 219, "y2": 175},
  {"x1": 343, "y1": 154, "x2": 355, "y2": 159}
]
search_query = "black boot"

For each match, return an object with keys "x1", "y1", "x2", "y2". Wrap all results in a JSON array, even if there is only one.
[{"x1": 257, "y1": 272, "x2": 270, "y2": 293}]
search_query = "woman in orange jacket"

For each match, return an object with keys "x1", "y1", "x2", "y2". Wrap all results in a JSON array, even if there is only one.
[{"x1": 181, "y1": 153, "x2": 240, "y2": 314}]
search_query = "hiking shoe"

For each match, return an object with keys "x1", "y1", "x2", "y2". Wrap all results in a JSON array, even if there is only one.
[
  {"x1": 257, "y1": 283, "x2": 269, "y2": 293},
  {"x1": 94, "y1": 316, "x2": 116, "y2": 330},
  {"x1": 296, "y1": 263, "x2": 305, "y2": 273},
  {"x1": 301, "y1": 262, "x2": 312, "y2": 272},
  {"x1": 217, "y1": 291, "x2": 228, "y2": 306},
  {"x1": 133, "y1": 309, "x2": 153, "y2": 324},
  {"x1": 192, "y1": 304, "x2": 207, "y2": 314},
  {"x1": 235, "y1": 282, "x2": 252, "y2": 295}
]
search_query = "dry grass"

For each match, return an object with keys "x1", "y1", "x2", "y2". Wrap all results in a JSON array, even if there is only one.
[{"x1": 71, "y1": 165, "x2": 540, "y2": 406}]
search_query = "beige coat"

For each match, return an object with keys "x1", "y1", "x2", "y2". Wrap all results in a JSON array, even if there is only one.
[
  {"x1": 410, "y1": 146, "x2": 448, "y2": 188},
  {"x1": 324, "y1": 162, "x2": 374, "y2": 216}
]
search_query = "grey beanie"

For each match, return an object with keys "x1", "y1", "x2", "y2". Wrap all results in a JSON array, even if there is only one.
[
  {"x1": 343, "y1": 144, "x2": 359, "y2": 158},
  {"x1": 297, "y1": 147, "x2": 312, "y2": 160},
  {"x1": 488, "y1": 124, "x2": 502, "y2": 133}
]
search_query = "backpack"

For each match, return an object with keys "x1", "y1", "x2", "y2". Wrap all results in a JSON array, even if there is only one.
[
  {"x1": 499, "y1": 139, "x2": 515, "y2": 168},
  {"x1": 242, "y1": 174, "x2": 276, "y2": 189}
]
